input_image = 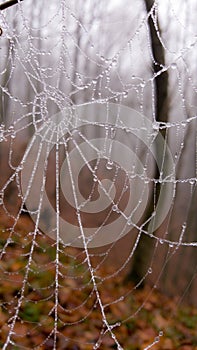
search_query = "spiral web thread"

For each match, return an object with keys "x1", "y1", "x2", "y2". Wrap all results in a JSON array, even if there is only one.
[{"x1": 0, "y1": 0, "x2": 197, "y2": 349}]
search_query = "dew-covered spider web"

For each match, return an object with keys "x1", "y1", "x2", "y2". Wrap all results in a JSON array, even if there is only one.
[{"x1": 0, "y1": 0, "x2": 197, "y2": 349}]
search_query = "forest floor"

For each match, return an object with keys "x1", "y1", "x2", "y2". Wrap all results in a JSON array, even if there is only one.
[{"x1": 0, "y1": 209, "x2": 197, "y2": 350}]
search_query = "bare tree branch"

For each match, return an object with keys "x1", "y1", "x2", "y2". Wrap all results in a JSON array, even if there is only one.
[{"x1": 0, "y1": 0, "x2": 24, "y2": 11}]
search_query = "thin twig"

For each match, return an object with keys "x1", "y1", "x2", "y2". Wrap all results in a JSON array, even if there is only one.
[{"x1": 0, "y1": 0, "x2": 24, "y2": 11}]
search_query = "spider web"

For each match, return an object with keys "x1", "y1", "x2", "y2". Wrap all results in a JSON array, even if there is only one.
[{"x1": 0, "y1": 0, "x2": 197, "y2": 349}]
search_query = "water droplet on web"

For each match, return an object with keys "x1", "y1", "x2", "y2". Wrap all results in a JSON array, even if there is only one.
[
  {"x1": 127, "y1": 217, "x2": 132, "y2": 225},
  {"x1": 140, "y1": 81, "x2": 145, "y2": 88},
  {"x1": 123, "y1": 91, "x2": 128, "y2": 98},
  {"x1": 159, "y1": 331, "x2": 163, "y2": 337},
  {"x1": 154, "y1": 336, "x2": 160, "y2": 343},
  {"x1": 0, "y1": 124, "x2": 5, "y2": 131},
  {"x1": 148, "y1": 267, "x2": 152, "y2": 274},
  {"x1": 110, "y1": 127, "x2": 116, "y2": 139},
  {"x1": 189, "y1": 179, "x2": 195, "y2": 185},
  {"x1": 117, "y1": 345, "x2": 123, "y2": 350},
  {"x1": 106, "y1": 161, "x2": 113, "y2": 170},
  {"x1": 112, "y1": 58, "x2": 117, "y2": 67},
  {"x1": 93, "y1": 342, "x2": 100, "y2": 349},
  {"x1": 152, "y1": 122, "x2": 160, "y2": 131},
  {"x1": 123, "y1": 185, "x2": 128, "y2": 192},
  {"x1": 78, "y1": 85, "x2": 85, "y2": 90},
  {"x1": 171, "y1": 62, "x2": 177, "y2": 69},
  {"x1": 112, "y1": 204, "x2": 118, "y2": 212}
]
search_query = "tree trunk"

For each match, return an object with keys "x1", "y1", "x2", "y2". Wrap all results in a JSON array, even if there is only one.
[{"x1": 127, "y1": 0, "x2": 169, "y2": 284}]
